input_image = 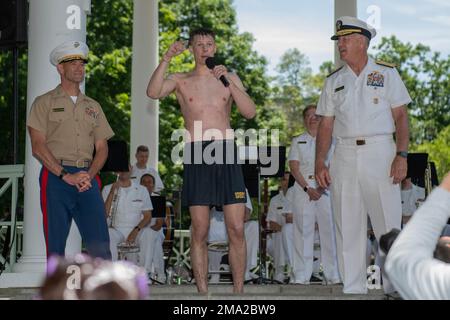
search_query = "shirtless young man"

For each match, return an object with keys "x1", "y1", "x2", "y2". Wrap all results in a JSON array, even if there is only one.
[{"x1": 146, "y1": 28, "x2": 256, "y2": 293}]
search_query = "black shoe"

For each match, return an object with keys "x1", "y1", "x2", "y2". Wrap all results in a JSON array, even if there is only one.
[{"x1": 310, "y1": 275, "x2": 323, "y2": 283}]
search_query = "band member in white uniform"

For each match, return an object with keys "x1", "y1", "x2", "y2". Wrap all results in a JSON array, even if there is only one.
[
  {"x1": 207, "y1": 189, "x2": 259, "y2": 282},
  {"x1": 140, "y1": 173, "x2": 167, "y2": 282},
  {"x1": 315, "y1": 17, "x2": 411, "y2": 294},
  {"x1": 266, "y1": 172, "x2": 294, "y2": 282},
  {"x1": 130, "y1": 145, "x2": 164, "y2": 193},
  {"x1": 401, "y1": 177, "x2": 425, "y2": 226},
  {"x1": 288, "y1": 105, "x2": 340, "y2": 285},
  {"x1": 103, "y1": 168, "x2": 164, "y2": 281}
]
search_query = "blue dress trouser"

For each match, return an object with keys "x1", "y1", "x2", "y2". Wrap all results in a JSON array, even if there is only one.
[{"x1": 39, "y1": 166, "x2": 111, "y2": 260}]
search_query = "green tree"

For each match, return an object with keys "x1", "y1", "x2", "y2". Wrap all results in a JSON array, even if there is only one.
[
  {"x1": 272, "y1": 48, "x2": 333, "y2": 141},
  {"x1": 0, "y1": 49, "x2": 28, "y2": 166},
  {"x1": 412, "y1": 125, "x2": 450, "y2": 181},
  {"x1": 372, "y1": 36, "x2": 450, "y2": 144},
  {"x1": 86, "y1": 0, "x2": 133, "y2": 148}
]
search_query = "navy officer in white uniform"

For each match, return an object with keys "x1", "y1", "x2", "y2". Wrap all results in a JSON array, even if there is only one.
[
  {"x1": 315, "y1": 16, "x2": 411, "y2": 294},
  {"x1": 288, "y1": 105, "x2": 340, "y2": 285}
]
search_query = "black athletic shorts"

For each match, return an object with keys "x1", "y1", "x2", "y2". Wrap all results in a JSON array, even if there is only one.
[{"x1": 181, "y1": 139, "x2": 246, "y2": 208}]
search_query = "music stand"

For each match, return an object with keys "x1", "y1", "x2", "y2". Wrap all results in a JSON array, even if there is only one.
[
  {"x1": 429, "y1": 162, "x2": 439, "y2": 187},
  {"x1": 406, "y1": 153, "x2": 428, "y2": 188},
  {"x1": 100, "y1": 140, "x2": 129, "y2": 173},
  {"x1": 240, "y1": 145, "x2": 286, "y2": 285},
  {"x1": 150, "y1": 196, "x2": 166, "y2": 218},
  {"x1": 147, "y1": 195, "x2": 167, "y2": 284}
]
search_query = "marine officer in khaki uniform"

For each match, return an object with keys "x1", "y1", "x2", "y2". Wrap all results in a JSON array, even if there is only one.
[
  {"x1": 315, "y1": 17, "x2": 411, "y2": 294},
  {"x1": 27, "y1": 41, "x2": 114, "y2": 259}
]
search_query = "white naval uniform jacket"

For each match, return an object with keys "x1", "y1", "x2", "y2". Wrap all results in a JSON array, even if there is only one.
[
  {"x1": 267, "y1": 191, "x2": 293, "y2": 227},
  {"x1": 401, "y1": 184, "x2": 426, "y2": 217},
  {"x1": 316, "y1": 57, "x2": 412, "y2": 138},
  {"x1": 131, "y1": 165, "x2": 165, "y2": 193},
  {"x1": 288, "y1": 132, "x2": 334, "y2": 189},
  {"x1": 102, "y1": 182, "x2": 153, "y2": 228}
]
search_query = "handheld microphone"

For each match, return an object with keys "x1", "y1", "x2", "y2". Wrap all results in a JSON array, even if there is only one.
[{"x1": 205, "y1": 57, "x2": 230, "y2": 87}]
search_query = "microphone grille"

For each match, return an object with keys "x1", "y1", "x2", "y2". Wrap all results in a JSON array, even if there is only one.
[{"x1": 205, "y1": 57, "x2": 215, "y2": 69}]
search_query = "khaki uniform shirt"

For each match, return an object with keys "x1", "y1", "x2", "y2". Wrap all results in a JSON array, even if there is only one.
[{"x1": 27, "y1": 85, "x2": 114, "y2": 162}]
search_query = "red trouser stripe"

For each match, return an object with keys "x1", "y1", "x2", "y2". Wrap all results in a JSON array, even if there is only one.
[
  {"x1": 40, "y1": 168, "x2": 50, "y2": 257},
  {"x1": 95, "y1": 175, "x2": 102, "y2": 190}
]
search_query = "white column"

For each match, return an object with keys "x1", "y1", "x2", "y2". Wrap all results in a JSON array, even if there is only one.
[
  {"x1": 1, "y1": 0, "x2": 90, "y2": 288},
  {"x1": 334, "y1": 0, "x2": 357, "y2": 67},
  {"x1": 130, "y1": 0, "x2": 159, "y2": 169}
]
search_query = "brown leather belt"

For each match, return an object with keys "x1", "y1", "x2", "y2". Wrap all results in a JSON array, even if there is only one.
[{"x1": 60, "y1": 159, "x2": 91, "y2": 168}]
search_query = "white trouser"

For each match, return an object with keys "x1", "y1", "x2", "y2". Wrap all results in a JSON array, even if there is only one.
[
  {"x1": 267, "y1": 230, "x2": 285, "y2": 279},
  {"x1": 281, "y1": 223, "x2": 293, "y2": 267},
  {"x1": 109, "y1": 226, "x2": 165, "y2": 275},
  {"x1": 208, "y1": 220, "x2": 259, "y2": 277},
  {"x1": 291, "y1": 181, "x2": 340, "y2": 284},
  {"x1": 245, "y1": 221, "x2": 259, "y2": 273},
  {"x1": 313, "y1": 229, "x2": 321, "y2": 274},
  {"x1": 330, "y1": 137, "x2": 401, "y2": 294}
]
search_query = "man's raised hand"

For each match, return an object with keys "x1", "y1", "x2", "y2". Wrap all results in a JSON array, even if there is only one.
[{"x1": 163, "y1": 41, "x2": 187, "y2": 62}]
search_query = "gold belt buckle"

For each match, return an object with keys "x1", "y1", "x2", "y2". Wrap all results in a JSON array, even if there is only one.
[
  {"x1": 356, "y1": 140, "x2": 366, "y2": 146},
  {"x1": 76, "y1": 159, "x2": 85, "y2": 168}
]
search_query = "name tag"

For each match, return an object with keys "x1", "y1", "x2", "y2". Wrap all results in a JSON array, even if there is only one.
[
  {"x1": 52, "y1": 107, "x2": 65, "y2": 112},
  {"x1": 334, "y1": 86, "x2": 345, "y2": 92},
  {"x1": 298, "y1": 141, "x2": 307, "y2": 144},
  {"x1": 131, "y1": 199, "x2": 143, "y2": 203},
  {"x1": 277, "y1": 206, "x2": 283, "y2": 210}
]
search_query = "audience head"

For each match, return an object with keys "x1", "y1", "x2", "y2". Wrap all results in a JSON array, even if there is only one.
[
  {"x1": 434, "y1": 236, "x2": 450, "y2": 263},
  {"x1": 381, "y1": 228, "x2": 450, "y2": 263},
  {"x1": 39, "y1": 254, "x2": 148, "y2": 300},
  {"x1": 379, "y1": 228, "x2": 401, "y2": 255}
]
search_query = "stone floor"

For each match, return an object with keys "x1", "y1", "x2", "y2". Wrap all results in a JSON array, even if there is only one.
[{"x1": 0, "y1": 283, "x2": 392, "y2": 300}]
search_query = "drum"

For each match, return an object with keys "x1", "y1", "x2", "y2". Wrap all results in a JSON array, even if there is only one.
[
  {"x1": 117, "y1": 242, "x2": 140, "y2": 264},
  {"x1": 207, "y1": 241, "x2": 229, "y2": 252}
]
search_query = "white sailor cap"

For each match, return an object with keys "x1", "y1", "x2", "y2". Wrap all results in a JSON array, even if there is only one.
[
  {"x1": 49, "y1": 40, "x2": 89, "y2": 66},
  {"x1": 331, "y1": 16, "x2": 377, "y2": 40}
]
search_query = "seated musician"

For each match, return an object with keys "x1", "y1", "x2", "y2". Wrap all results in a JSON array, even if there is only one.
[
  {"x1": 401, "y1": 177, "x2": 426, "y2": 226},
  {"x1": 102, "y1": 167, "x2": 165, "y2": 283},
  {"x1": 266, "y1": 172, "x2": 294, "y2": 283},
  {"x1": 139, "y1": 173, "x2": 167, "y2": 283}
]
